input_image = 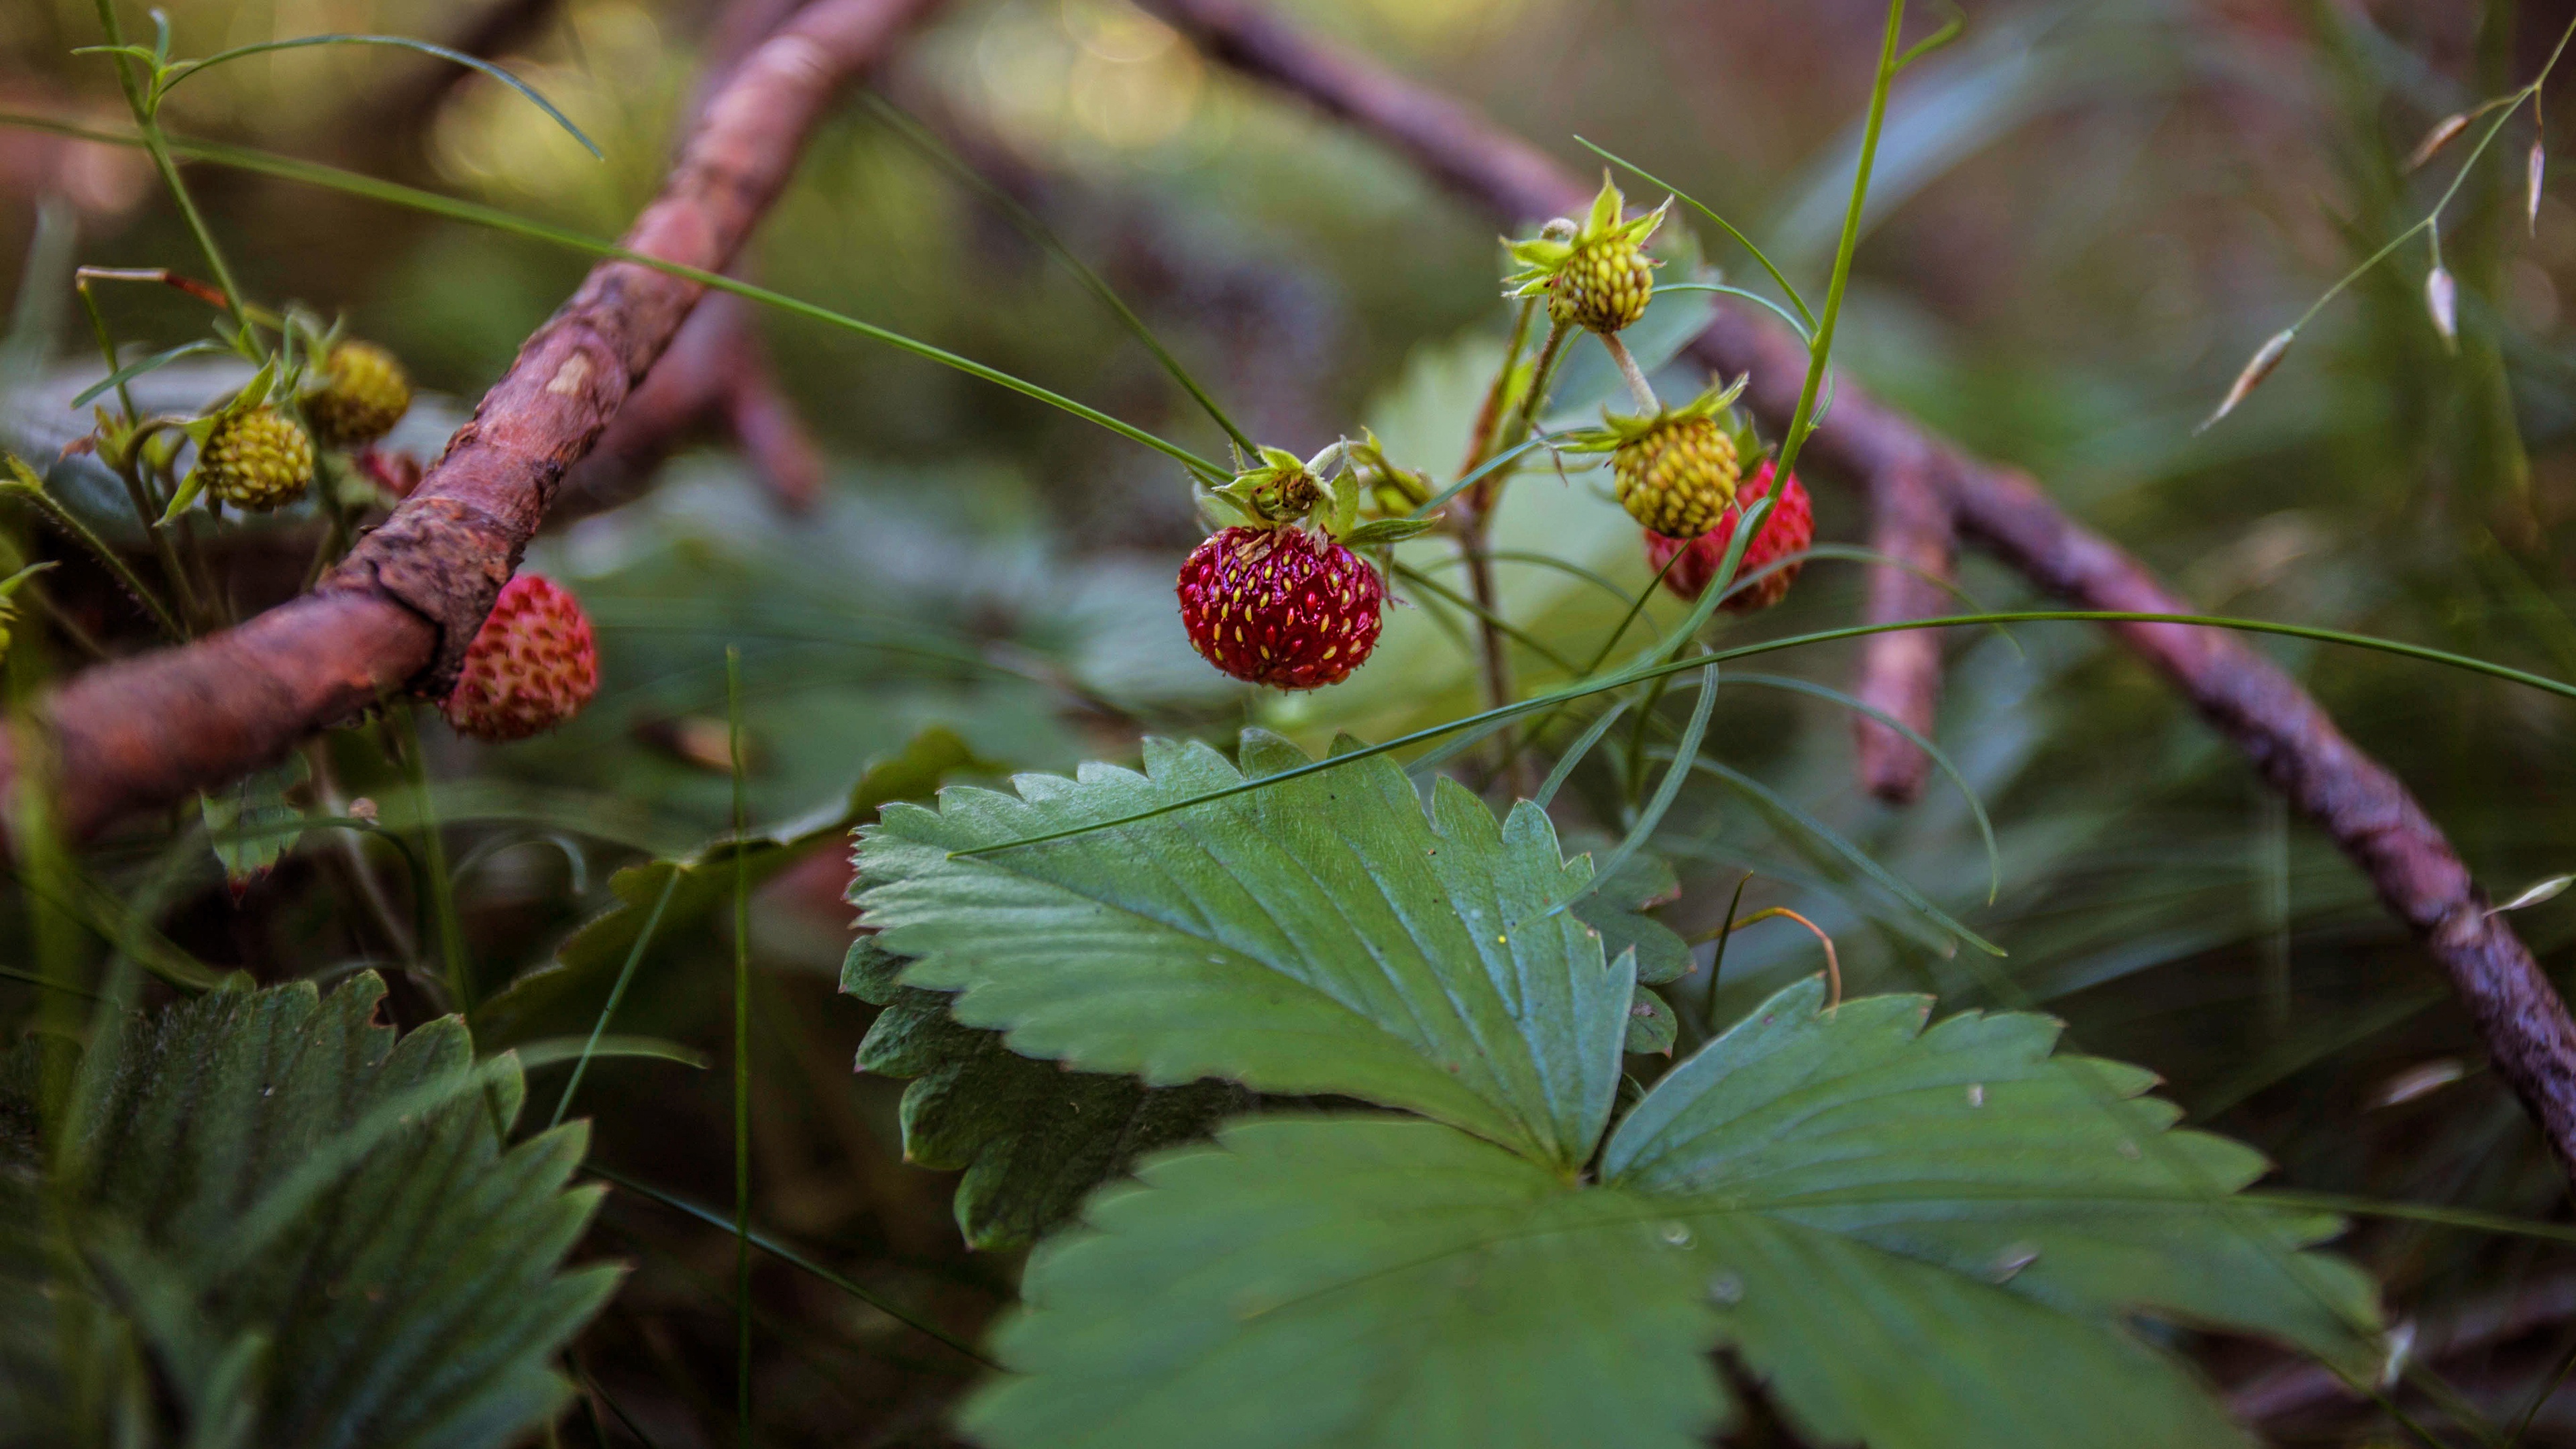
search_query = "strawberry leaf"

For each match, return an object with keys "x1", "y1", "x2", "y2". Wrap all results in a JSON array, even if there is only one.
[
  {"x1": 964, "y1": 978, "x2": 2379, "y2": 1449},
  {"x1": 0, "y1": 973, "x2": 616, "y2": 1448},
  {"x1": 854, "y1": 730, "x2": 1634, "y2": 1171},
  {"x1": 843, "y1": 937, "x2": 1248, "y2": 1250}
]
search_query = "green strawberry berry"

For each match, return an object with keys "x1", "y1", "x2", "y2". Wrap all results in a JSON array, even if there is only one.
[
  {"x1": 305, "y1": 340, "x2": 413, "y2": 449},
  {"x1": 1505, "y1": 174, "x2": 1671, "y2": 335},
  {"x1": 203, "y1": 405, "x2": 315, "y2": 511}
]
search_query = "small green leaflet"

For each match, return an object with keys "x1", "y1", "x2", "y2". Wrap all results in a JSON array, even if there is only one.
[
  {"x1": 855, "y1": 731, "x2": 1635, "y2": 1171},
  {"x1": 965, "y1": 979, "x2": 2381, "y2": 1449},
  {"x1": 201, "y1": 754, "x2": 309, "y2": 893}
]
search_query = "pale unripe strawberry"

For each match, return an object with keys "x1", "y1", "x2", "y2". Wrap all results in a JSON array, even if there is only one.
[
  {"x1": 1644, "y1": 462, "x2": 1813, "y2": 612},
  {"x1": 439, "y1": 573, "x2": 600, "y2": 741},
  {"x1": 1178, "y1": 526, "x2": 1383, "y2": 690},
  {"x1": 1505, "y1": 176, "x2": 1670, "y2": 335},
  {"x1": 305, "y1": 341, "x2": 413, "y2": 449},
  {"x1": 1615, "y1": 414, "x2": 1739, "y2": 539},
  {"x1": 1550, "y1": 231, "x2": 1656, "y2": 334},
  {"x1": 202, "y1": 405, "x2": 314, "y2": 511}
]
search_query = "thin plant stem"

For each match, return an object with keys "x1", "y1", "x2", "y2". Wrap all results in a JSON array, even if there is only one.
[
  {"x1": 727, "y1": 646, "x2": 753, "y2": 1449},
  {"x1": 72, "y1": 276, "x2": 138, "y2": 420},
  {"x1": 1699, "y1": 873, "x2": 1755, "y2": 1037},
  {"x1": 1598, "y1": 332, "x2": 1660, "y2": 413},
  {"x1": 945, "y1": 606, "x2": 2576, "y2": 858},
  {"x1": 549, "y1": 869, "x2": 684, "y2": 1132},
  {"x1": 0, "y1": 474, "x2": 184, "y2": 641},
  {"x1": 852, "y1": 91, "x2": 1256, "y2": 455},
  {"x1": 1459, "y1": 297, "x2": 1539, "y2": 474},
  {"x1": 2280, "y1": 9, "x2": 2576, "y2": 343},
  {"x1": 1768, "y1": 0, "x2": 1907, "y2": 492},
  {"x1": 88, "y1": 0, "x2": 256, "y2": 345},
  {"x1": 2504, "y1": 1324, "x2": 2576, "y2": 1445},
  {"x1": 0, "y1": 113, "x2": 1231, "y2": 482},
  {"x1": 388, "y1": 705, "x2": 470, "y2": 1011}
]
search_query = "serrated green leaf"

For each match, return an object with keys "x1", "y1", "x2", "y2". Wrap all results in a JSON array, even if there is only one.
[
  {"x1": 847, "y1": 936, "x2": 1249, "y2": 1250},
  {"x1": 966, "y1": 978, "x2": 2381, "y2": 1449},
  {"x1": 0, "y1": 973, "x2": 616, "y2": 1449},
  {"x1": 474, "y1": 726, "x2": 990, "y2": 1042},
  {"x1": 855, "y1": 729, "x2": 1633, "y2": 1170}
]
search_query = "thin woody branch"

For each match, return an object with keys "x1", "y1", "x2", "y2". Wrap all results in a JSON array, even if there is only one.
[
  {"x1": 1, "y1": 0, "x2": 945, "y2": 841},
  {"x1": 1853, "y1": 446, "x2": 1951, "y2": 804},
  {"x1": 1139, "y1": 0, "x2": 2576, "y2": 1177}
]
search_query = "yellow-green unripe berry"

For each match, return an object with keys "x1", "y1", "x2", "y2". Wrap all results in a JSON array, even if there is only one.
[
  {"x1": 1614, "y1": 415, "x2": 1739, "y2": 539},
  {"x1": 305, "y1": 341, "x2": 413, "y2": 449},
  {"x1": 203, "y1": 406, "x2": 315, "y2": 511},
  {"x1": 1550, "y1": 231, "x2": 1655, "y2": 334}
]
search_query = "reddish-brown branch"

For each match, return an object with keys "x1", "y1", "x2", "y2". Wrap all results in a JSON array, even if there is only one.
[
  {"x1": 3, "y1": 0, "x2": 945, "y2": 840},
  {"x1": 1142, "y1": 0, "x2": 2576, "y2": 1177},
  {"x1": 1852, "y1": 447, "x2": 1951, "y2": 804}
]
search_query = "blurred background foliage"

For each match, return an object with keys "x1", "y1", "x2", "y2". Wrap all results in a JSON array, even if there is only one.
[{"x1": 11, "y1": 0, "x2": 2576, "y2": 1442}]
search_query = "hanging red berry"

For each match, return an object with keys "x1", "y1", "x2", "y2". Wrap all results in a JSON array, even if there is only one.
[
  {"x1": 1643, "y1": 462, "x2": 1814, "y2": 612},
  {"x1": 439, "y1": 573, "x2": 601, "y2": 741},
  {"x1": 1178, "y1": 525, "x2": 1384, "y2": 690}
]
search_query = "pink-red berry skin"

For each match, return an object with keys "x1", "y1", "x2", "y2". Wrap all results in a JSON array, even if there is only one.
[
  {"x1": 439, "y1": 574, "x2": 600, "y2": 741},
  {"x1": 1643, "y1": 462, "x2": 1813, "y2": 612},
  {"x1": 1177, "y1": 527, "x2": 1384, "y2": 690}
]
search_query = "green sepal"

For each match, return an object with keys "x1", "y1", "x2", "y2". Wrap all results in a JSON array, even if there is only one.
[
  {"x1": 1560, "y1": 373, "x2": 1752, "y2": 454},
  {"x1": 1326, "y1": 469, "x2": 1359, "y2": 542},
  {"x1": 161, "y1": 466, "x2": 209, "y2": 525},
  {"x1": 1502, "y1": 174, "x2": 1675, "y2": 298},
  {"x1": 1339, "y1": 518, "x2": 1436, "y2": 547},
  {"x1": 0, "y1": 561, "x2": 59, "y2": 600}
]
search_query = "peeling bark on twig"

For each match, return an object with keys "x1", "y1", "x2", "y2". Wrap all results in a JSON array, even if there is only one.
[
  {"x1": 1140, "y1": 0, "x2": 2576, "y2": 1179},
  {"x1": 2, "y1": 0, "x2": 946, "y2": 841}
]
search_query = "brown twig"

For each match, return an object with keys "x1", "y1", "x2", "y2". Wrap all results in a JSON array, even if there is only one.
[
  {"x1": 0, "y1": 0, "x2": 947, "y2": 841},
  {"x1": 1140, "y1": 0, "x2": 2576, "y2": 1180},
  {"x1": 1853, "y1": 447, "x2": 1952, "y2": 804}
]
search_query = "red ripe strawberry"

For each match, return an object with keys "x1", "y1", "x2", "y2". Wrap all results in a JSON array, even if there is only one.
[
  {"x1": 439, "y1": 573, "x2": 600, "y2": 741},
  {"x1": 1643, "y1": 462, "x2": 1813, "y2": 612},
  {"x1": 1177, "y1": 526, "x2": 1384, "y2": 689}
]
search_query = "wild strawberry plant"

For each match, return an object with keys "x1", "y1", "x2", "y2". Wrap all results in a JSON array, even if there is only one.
[{"x1": 8, "y1": 0, "x2": 2576, "y2": 1445}]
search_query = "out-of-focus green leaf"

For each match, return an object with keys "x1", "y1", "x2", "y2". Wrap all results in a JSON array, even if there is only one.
[
  {"x1": 474, "y1": 726, "x2": 991, "y2": 1042},
  {"x1": 855, "y1": 730, "x2": 1633, "y2": 1171},
  {"x1": 0, "y1": 973, "x2": 616, "y2": 1449},
  {"x1": 200, "y1": 755, "x2": 308, "y2": 893},
  {"x1": 964, "y1": 979, "x2": 2380, "y2": 1449}
]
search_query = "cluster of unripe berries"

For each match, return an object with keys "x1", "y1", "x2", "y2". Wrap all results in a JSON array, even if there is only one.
[
  {"x1": 199, "y1": 340, "x2": 413, "y2": 511},
  {"x1": 189, "y1": 338, "x2": 602, "y2": 741},
  {"x1": 1176, "y1": 179, "x2": 1813, "y2": 692}
]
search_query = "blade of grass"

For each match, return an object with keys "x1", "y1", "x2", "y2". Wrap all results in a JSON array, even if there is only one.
[
  {"x1": 587, "y1": 1163, "x2": 998, "y2": 1367},
  {"x1": 851, "y1": 91, "x2": 1252, "y2": 453},
  {"x1": 150, "y1": 34, "x2": 601, "y2": 157},
  {"x1": 950, "y1": 608, "x2": 2576, "y2": 857},
  {"x1": 0, "y1": 112, "x2": 1229, "y2": 483},
  {"x1": 1546, "y1": 661, "x2": 1719, "y2": 920},
  {"x1": 1722, "y1": 671, "x2": 1998, "y2": 902},
  {"x1": 1678, "y1": 751, "x2": 2002, "y2": 955},
  {"x1": 387, "y1": 704, "x2": 470, "y2": 1010},
  {"x1": 726, "y1": 647, "x2": 754, "y2": 1448},
  {"x1": 1532, "y1": 699, "x2": 1630, "y2": 810},
  {"x1": 549, "y1": 869, "x2": 686, "y2": 1130},
  {"x1": 1573, "y1": 138, "x2": 1817, "y2": 332}
]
